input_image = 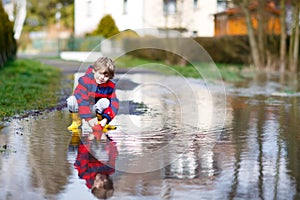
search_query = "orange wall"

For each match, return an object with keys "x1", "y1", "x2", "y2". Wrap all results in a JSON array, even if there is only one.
[
  {"x1": 227, "y1": 17, "x2": 248, "y2": 35},
  {"x1": 215, "y1": 14, "x2": 281, "y2": 36}
]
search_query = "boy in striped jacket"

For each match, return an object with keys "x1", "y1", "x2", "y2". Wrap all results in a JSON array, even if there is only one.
[{"x1": 67, "y1": 57, "x2": 119, "y2": 134}]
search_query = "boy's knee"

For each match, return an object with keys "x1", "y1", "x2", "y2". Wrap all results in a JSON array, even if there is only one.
[{"x1": 94, "y1": 98, "x2": 110, "y2": 113}]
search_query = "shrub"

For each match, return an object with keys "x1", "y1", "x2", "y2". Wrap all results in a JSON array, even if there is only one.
[
  {"x1": 90, "y1": 14, "x2": 120, "y2": 38},
  {"x1": 195, "y1": 36, "x2": 251, "y2": 64}
]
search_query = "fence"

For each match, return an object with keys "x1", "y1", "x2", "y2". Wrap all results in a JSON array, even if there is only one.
[{"x1": 28, "y1": 36, "x2": 103, "y2": 55}]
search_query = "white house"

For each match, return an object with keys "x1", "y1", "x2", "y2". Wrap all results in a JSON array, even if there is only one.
[{"x1": 74, "y1": 0, "x2": 219, "y2": 37}]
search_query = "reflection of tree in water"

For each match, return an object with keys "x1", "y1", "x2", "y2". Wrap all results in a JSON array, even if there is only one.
[
  {"x1": 163, "y1": 143, "x2": 201, "y2": 179},
  {"x1": 279, "y1": 97, "x2": 300, "y2": 199},
  {"x1": 158, "y1": 95, "x2": 300, "y2": 199},
  {"x1": 221, "y1": 95, "x2": 300, "y2": 199},
  {"x1": 27, "y1": 112, "x2": 71, "y2": 195},
  {"x1": 114, "y1": 70, "x2": 300, "y2": 198}
]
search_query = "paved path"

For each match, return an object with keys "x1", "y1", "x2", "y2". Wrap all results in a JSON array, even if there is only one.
[
  {"x1": 34, "y1": 57, "x2": 159, "y2": 91},
  {"x1": 34, "y1": 58, "x2": 85, "y2": 75},
  {"x1": 34, "y1": 57, "x2": 159, "y2": 75}
]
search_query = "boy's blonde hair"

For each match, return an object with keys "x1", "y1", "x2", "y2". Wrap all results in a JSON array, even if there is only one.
[
  {"x1": 92, "y1": 57, "x2": 115, "y2": 78},
  {"x1": 91, "y1": 175, "x2": 114, "y2": 199}
]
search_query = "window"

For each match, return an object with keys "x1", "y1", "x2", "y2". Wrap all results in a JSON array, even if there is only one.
[
  {"x1": 123, "y1": 0, "x2": 128, "y2": 14},
  {"x1": 163, "y1": 0, "x2": 176, "y2": 15},
  {"x1": 194, "y1": 0, "x2": 198, "y2": 9},
  {"x1": 86, "y1": 0, "x2": 92, "y2": 17},
  {"x1": 2, "y1": 0, "x2": 12, "y2": 4},
  {"x1": 217, "y1": 0, "x2": 233, "y2": 12}
]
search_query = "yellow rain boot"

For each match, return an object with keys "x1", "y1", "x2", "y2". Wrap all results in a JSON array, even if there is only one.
[
  {"x1": 102, "y1": 124, "x2": 117, "y2": 133},
  {"x1": 68, "y1": 112, "x2": 82, "y2": 131},
  {"x1": 105, "y1": 124, "x2": 117, "y2": 131},
  {"x1": 70, "y1": 129, "x2": 81, "y2": 146},
  {"x1": 96, "y1": 113, "x2": 102, "y2": 121}
]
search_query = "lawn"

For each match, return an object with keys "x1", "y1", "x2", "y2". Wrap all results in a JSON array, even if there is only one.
[
  {"x1": 0, "y1": 59, "x2": 62, "y2": 120},
  {"x1": 115, "y1": 55, "x2": 245, "y2": 82}
]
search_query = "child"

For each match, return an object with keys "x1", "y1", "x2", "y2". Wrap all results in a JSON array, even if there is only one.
[{"x1": 67, "y1": 57, "x2": 119, "y2": 132}]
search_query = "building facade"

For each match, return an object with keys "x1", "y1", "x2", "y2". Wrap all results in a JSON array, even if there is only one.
[{"x1": 74, "y1": 0, "x2": 218, "y2": 37}]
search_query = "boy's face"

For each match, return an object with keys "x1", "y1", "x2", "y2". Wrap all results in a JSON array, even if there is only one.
[
  {"x1": 92, "y1": 174, "x2": 114, "y2": 198},
  {"x1": 93, "y1": 174, "x2": 107, "y2": 188},
  {"x1": 93, "y1": 69, "x2": 110, "y2": 84}
]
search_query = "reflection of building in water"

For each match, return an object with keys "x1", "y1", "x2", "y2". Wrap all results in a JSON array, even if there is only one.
[
  {"x1": 115, "y1": 70, "x2": 229, "y2": 133},
  {"x1": 113, "y1": 70, "x2": 236, "y2": 198},
  {"x1": 114, "y1": 70, "x2": 232, "y2": 172},
  {"x1": 116, "y1": 73, "x2": 182, "y2": 133},
  {"x1": 113, "y1": 93, "x2": 299, "y2": 199},
  {"x1": 164, "y1": 145, "x2": 200, "y2": 179},
  {"x1": 113, "y1": 130, "x2": 236, "y2": 199}
]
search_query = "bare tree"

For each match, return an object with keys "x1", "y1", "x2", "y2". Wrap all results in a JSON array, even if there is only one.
[
  {"x1": 279, "y1": 0, "x2": 287, "y2": 72},
  {"x1": 237, "y1": 0, "x2": 264, "y2": 69},
  {"x1": 288, "y1": 0, "x2": 300, "y2": 72},
  {"x1": 231, "y1": 0, "x2": 299, "y2": 72},
  {"x1": 257, "y1": 0, "x2": 266, "y2": 67}
]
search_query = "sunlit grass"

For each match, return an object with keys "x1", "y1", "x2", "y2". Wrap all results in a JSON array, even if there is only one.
[
  {"x1": 0, "y1": 59, "x2": 61, "y2": 120},
  {"x1": 115, "y1": 55, "x2": 244, "y2": 82}
]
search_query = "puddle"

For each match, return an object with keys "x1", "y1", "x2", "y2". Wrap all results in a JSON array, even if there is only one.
[{"x1": 1, "y1": 72, "x2": 300, "y2": 199}]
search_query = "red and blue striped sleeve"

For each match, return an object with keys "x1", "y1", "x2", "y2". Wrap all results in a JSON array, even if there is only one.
[
  {"x1": 74, "y1": 76, "x2": 94, "y2": 120},
  {"x1": 102, "y1": 81, "x2": 119, "y2": 123}
]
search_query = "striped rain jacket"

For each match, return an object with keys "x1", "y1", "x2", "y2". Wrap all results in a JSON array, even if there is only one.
[{"x1": 74, "y1": 66, "x2": 119, "y2": 123}]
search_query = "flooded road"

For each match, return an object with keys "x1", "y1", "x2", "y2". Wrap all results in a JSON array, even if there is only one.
[{"x1": 1, "y1": 71, "x2": 300, "y2": 200}]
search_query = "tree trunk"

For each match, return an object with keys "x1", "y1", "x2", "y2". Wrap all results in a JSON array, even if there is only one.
[
  {"x1": 288, "y1": 13, "x2": 295, "y2": 70},
  {"x1": 279, "y1": 0, "x2": 287, "y2": 73},
  {"x1": 257, "y1": 0, "x2": 266, "y2": 66},
  {"x1": 288, "y1": 1, "x2": 300, "y2": 72},
  {"x1": 241, "y1": 0, "x2": 263, "y2": 69},
  {"x1": 292, "y1": 1, "x2": 300, "y2": 72}
]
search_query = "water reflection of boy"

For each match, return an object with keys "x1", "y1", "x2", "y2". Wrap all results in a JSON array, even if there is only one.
[{"x1": 74, "y1": 136, "x2": 118, "y2": 199}]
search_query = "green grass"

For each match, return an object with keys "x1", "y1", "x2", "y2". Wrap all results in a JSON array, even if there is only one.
[
  {"x1": 115, "y1": 55, "x2": 245, "y2": 82},
  {"x1": 0, "y1": 59, "x2": 61, "y2": 120}
]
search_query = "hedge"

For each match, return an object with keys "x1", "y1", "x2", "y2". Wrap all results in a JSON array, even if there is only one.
[{"x1": 123, "y1": 35, "x2": 281, "y2": 65}]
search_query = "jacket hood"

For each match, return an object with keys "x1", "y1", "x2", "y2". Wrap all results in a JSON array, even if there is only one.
[{"x1": 85, "y1": 65, "x2": 94, "y2": 79}]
